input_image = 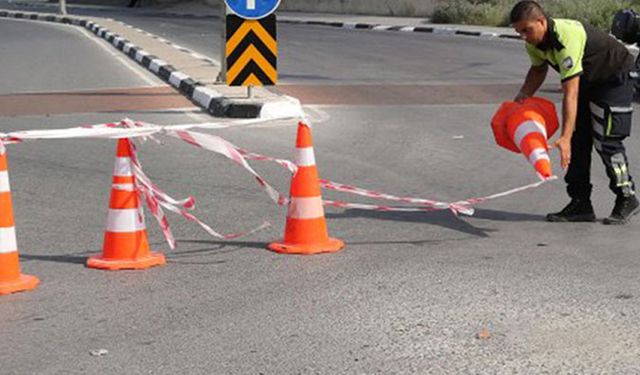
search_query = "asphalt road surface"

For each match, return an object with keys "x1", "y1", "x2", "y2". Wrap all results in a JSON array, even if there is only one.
[{"x1": 1, "y1": 7, "x2": 640, "y2": 375}]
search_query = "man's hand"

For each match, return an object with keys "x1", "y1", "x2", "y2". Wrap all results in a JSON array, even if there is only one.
[
  {"x1": 550, "y1": 136, "x2": 572, "y2": 170},
  {"x1": 554, "y1": 75, "x2": 579, "y2": 172},
  {"x1": 514, "y1": 64, "x2": 548, "y2": 103}
]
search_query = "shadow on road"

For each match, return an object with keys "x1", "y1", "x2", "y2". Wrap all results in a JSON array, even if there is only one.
[
  {"x1": 18, "y1": 209, "x2": 545, "y2": 266},
  {"x1": 20, "y1": 253, "x2": 90, "y2": 265},
  {"x1": 326, "y1": 207, "x2": 546, "y2": 236},
  {"x1": 471, "y1": 208, "x2": 546, "y2": 222},
  {"x1": 345, "y1": 237, "x2": 477, "y2": 246},
  {"x1": 164, "y1": 240, "x2": 264, "y2": 264},
  {"x1": 325, "y1": 209, "x2": 495, "y2": 237}
]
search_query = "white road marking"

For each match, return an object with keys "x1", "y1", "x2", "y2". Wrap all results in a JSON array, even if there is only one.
[
  {"x1": 302, "y1": 106, "x2": 331, "y2": 124},
  {"x1": 183, "y1": 110, "x2": 212, "y2": 123},
  {"x1": 122, "y1": 21, "x2": 221, "y2": 66},
  {"x1": 76, "y1": 26, "x2": 160, "y2": 87}
]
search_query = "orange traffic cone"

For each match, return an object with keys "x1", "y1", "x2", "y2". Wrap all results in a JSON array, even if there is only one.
[
  {"x1": 0, "y1": 149, "x2": 39, "y2": 295},
  {"x1": 268, "y1": 122, "x2": 344, "y2": 255},
  {"x1": 87, "y1": 139, "x2": 165, "y2": 270},
  {"x1": 491, "y1": 97, "x2": 559, "y2": 179}
]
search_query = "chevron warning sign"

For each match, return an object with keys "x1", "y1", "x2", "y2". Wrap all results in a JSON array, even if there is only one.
[{"x1": 226, "y1": 14, "x2": 277, "y2": 86}]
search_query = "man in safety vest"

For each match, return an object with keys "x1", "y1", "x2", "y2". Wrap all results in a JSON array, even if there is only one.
[{"x1": 511, "y1": 0, "x2": 639, "y2": 224}]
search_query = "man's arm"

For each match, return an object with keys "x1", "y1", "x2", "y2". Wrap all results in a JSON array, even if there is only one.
[
  {"x1": 552, "y1": 75, "x2": 580, "y2": 170},
  {"x1": 515, "y1": 64, "x2": 549, "y2": 102}
]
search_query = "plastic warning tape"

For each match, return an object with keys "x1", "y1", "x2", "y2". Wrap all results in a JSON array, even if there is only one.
[
  {"x1": 127, "y1": 135, "x2": 270, "y2": 248},
  {"x1": 320, "y1": 178, "x2": 555, "y2": 216},
  {"x1": 0, "y1": 119, "x2": 280, "y2": 248},
  {"x1": 211, "y1": 132, "x2": 556, "y2": 216},
  {"x1": 1, "y1": 118, "x2": 556, "y2": 247}
]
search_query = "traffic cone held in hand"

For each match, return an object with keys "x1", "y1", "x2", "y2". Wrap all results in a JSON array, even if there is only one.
[
  {"x1": 87, "y1": 138, "x2": 165, "y2": 270},
  {"x1": 268, "y1": 122, "x2": 344, "y2": 255},
  {"x1": 491, "y1": 97, "x2": 559, "y2": 179},
  {"x1": 0, "y1": 148, "x2": 39, "y2": 295}
]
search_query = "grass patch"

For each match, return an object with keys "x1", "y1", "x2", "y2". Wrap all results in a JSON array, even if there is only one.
[{"x1": 432, "y1": 0, "x2": 640, "y2": 30}]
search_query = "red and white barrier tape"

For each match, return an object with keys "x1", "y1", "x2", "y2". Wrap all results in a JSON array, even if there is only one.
[
  {"x1": 1, "y1": 118, "x2": 557, "y2": 248},
  {"x1": 0, "y1": 119, "x2": 276, "y2": 249},
  {"x1": 0, "y1": 116, "x2": 295, "y2": 144},
  {"x1": 204, "y1": 138, "x2": 555, "y2": 216},
  {"x1": 119, "y1": 121, "x2": 271, "y2": 248},
  {"x1": 319, "y1": 179, "x2": 454, "y2": 210},
  {"x1": 0, "y1": 122, "x2": 162, "y2": 143},
  {"x1": 164, "y1": 129, "x2": 290, "y2": 206},
  {"x1": 321, "y1": 177, "x2": 556, "y2": 216},
  {"x1": 128, "y1": 140, "x2": 269, "y2": 248}
]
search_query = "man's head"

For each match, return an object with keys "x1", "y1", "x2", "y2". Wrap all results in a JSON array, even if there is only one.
[{"x1": 511, "y1": 0, "x2": 548, "y2": 45}]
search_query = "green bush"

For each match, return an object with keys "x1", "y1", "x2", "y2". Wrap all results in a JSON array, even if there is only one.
[
  {"x1": 431, "y1": 0, "x2": 512, "y2": 26},
  {"x1": 432, "y1": 0, "x2": 640, "y2": 30}
]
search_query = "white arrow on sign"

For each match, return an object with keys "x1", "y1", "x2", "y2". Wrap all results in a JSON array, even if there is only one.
[{"x1": 247, "y1": 0, "x2": 255, "y2": 10}]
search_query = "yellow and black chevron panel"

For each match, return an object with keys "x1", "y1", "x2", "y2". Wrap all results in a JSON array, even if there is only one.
[{"x1": 226, "y1": 14, "x2": 277, "y2": 86}]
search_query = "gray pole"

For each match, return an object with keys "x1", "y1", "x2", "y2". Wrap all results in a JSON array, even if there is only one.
[
  {"x1": 59, "y1": 0, "x2": 67, "y2": 15},
  {"x1": 215, "y1": 1, "x2": 227, "y2": 84}
]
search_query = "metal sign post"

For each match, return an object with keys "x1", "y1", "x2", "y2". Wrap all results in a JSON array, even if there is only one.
[
  {"x1": 215, "y1": 1, "x2": 227, "y2": 84},
  {"x1": 59, "y1": 0, "x2": 67, "y2": 15}
]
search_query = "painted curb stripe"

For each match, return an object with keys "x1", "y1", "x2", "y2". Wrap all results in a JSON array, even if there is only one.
[
  {"x1": 193, "y1": 86, "x2": 222, "y2": 108},
  {"x1": 135, "y1": 50, "x2": 150, "y2": 63},
  {"x1": 122, "y1": 42, "x2": 134, "y2": 54},
  {"x1": 149, "y1": 59, "x2": 169, "y2": 73},
  {"x1": 169, "y1": 71, "x2": 189, "y2": 88}
]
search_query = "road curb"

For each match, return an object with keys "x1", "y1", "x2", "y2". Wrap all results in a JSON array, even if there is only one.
[
  {"x1": 6, "y1": 2, "x2": 522, "y2": 40},
  {"x1": 278, "y1": 19, "x2": 520, "y2": 40},
  {"x1": 0, "y1": 9, "x2": 302, "y2": 119}
]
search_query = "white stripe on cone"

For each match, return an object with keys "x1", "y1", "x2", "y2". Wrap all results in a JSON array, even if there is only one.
[
  {"x1": 112, "y1": 183, "x2": 135, "y2": 191},
  {"x1": 294, "y1": 147, "x2": 316, "y2": 167},
  {"x1": 113, "y1": 157, "x2": 133, "y2": 176},
  {"x1": 514, "y1": 120, "x2": 546, "y2": 148},
  {"x1": 0, "y1": 226, "x2": 17, "y2": 254},
  {"x1": 106, "y1": 208, "x2": 146, "y2": 232},
  {"x1": 528, "y1": 148, "x2": 550, "y2": 165},
  {"x1": 288, "y1": 197, "x2": 325, "y2": 219},
  {"x1": 0, "y1": 171, "x2": 9, "y2": 193}
]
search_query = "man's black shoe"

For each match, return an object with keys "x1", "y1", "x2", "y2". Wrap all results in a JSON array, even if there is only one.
[
  {"x1": 546, "y1": 199, "x2": 596, "y2": 222},
  {"x1": 603, "y1": 195, "x2": 640, "y2": 225}
]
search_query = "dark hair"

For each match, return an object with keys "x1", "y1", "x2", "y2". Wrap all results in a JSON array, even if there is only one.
[{"x1": 510, "y1": 0, "x2": 546, "y2": 24}]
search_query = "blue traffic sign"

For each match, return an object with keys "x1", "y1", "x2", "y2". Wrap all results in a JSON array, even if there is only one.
[{"x1": 224, "y1": 0, "x2": 281, "y2": 20}]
